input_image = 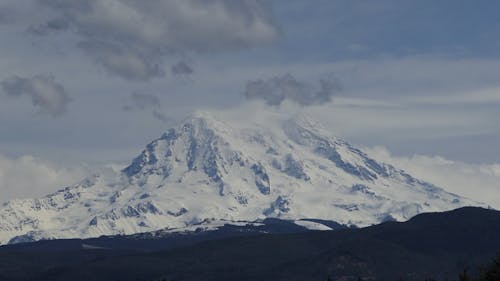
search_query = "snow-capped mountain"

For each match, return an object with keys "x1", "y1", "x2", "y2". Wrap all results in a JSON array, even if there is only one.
[{"x1": 0, "y1": 112, "x2": 482, "y2": 244}]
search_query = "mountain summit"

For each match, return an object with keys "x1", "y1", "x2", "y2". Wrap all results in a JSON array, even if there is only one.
[{"x1": 0, "y1": 112, "x2": 480, "y2": 244}]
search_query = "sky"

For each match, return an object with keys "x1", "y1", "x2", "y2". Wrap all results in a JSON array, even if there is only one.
[{"x1": 0, "y1": 0, "x2": 499, "y2": 206}]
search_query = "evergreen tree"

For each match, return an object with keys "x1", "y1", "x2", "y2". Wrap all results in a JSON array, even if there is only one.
[
  {"x1": 459, "y1": 268, "x2": 473, "y2": 281},
  {"x1": 480, "y1": 254, "x2": 500, "y2": 281}
]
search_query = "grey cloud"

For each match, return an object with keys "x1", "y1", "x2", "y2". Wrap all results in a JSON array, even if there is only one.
[
  {"x1": 0, "y1": 1, "x2": 58, "y2": 26},
  {"x1": 28, "y1": 18, "x2": 69, "y2": 35},
  {"x1": 1, "y1": 74, "x2": 71, "y2": 117},
  {"x1": 124, "y1": 92, "x2": 160, "y2": 111},
  {"x1": 152, "y1": 110, "x2": 170, "y2": 123},
  {"x1": 0, "y1": 10, "x2": 8, "y2": 25},
  {"x1": 37, "y1": 0, "x2": 279, "y2": 81},
  {"x1": 171, "y1": 61, "x2": 194, "y2": 77},
  {"x1": 0, "y1": 2, "x2": 26, "y2": 25},
  {"x1": 124, "y1": 92, "x2": 171, "y2": 123},
  {"x1": 79, "y1": 41, "x2": 164, "y2": 81},
  {"x1": 244, "y1": 74, "x2": 341, "y2": 106}
]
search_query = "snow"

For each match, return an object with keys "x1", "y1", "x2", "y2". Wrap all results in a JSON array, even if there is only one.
[
  {"x1": 0, "y1": 112, "x2": 485, "y2": 245},
  {"x1": 294, "y1": 220, "x2": 332, "y2": 230}
]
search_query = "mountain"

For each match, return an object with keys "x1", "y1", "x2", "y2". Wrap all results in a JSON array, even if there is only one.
[
  {"x1": 0, "y1": 207, "x2": 499, "y2": 281},
  {"x1": 0, "y1": 112, "x2": 482, "y2": 245}
]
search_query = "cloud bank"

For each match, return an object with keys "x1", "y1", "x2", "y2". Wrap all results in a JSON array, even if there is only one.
[
  {"x1": 244, "y1": 73, "x2": 341, "y2": 106},
  {"x1": 35, "y1": 0, "x2": 279, "y2": 81},
  {"x1": 1, "y1": 74, "x2": 71, "y2": 117},
  {"x1": 364, "y1": 146, "x2": 500, "y2": 209},
  {"x1": 0, "y1": 154, "x2": 90, "y2": 202}
]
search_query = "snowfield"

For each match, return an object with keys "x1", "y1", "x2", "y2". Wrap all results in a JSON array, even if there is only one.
[{"x1": 0, "y1": 112, "x2": 483, "y2": 244}]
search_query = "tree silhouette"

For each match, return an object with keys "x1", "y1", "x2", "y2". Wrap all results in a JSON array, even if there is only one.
[
  {"x1": 481, "y1": 254, "x2": 500, "y2": 281},
  {"x1": 459, "y1": 268, "x2": 473, "y2": 281}
]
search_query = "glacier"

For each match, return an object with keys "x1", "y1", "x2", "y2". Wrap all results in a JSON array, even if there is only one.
[{"x1": 0, "y1": 112, "x2": 483, "y2": 244}]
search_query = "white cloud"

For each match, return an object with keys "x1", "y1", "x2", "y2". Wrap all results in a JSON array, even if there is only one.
[
  {"x1": 410, "y1": 86, "x2": 500, "y2": 105},
  {"x1": 0, "y1": 154, "x2": 91, "y2": 202},
  {"x1": 364, "y1": 146, "x2": 500, "y2": 209}
]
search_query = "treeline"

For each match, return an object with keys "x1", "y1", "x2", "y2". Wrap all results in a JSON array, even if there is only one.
[
  {"x1": 328, "y1": 254, "x2": 500, "y2": 281},
  {"x1": 456, "y1": 254, "x2": 500, "y2": 281},
  {"x1": 149, "y1": 254, "x2": 500, "y2": 281}
]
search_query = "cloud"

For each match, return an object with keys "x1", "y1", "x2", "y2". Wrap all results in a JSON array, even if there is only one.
[
  {"x1": 36, "y1": 0, "x2": 279, "y2": 81},
  {"x1": 1, "y1": 74, "x2": 71, "y2": 117},
  {"x1": 0, "y1": 9, "x2": 9, "y2": 24},
  {"x1": 78, "y1": 40, "x2": 165, "y2": 81},
  {"x1": 171, "y1": 61, "x2": 194, "y2": 77},
  {"x1": 0, "y1": 1, "x2": 30, "y2": 25},
  {"x1": 0, "y1": 154, "x2": 90, "y2": 202},
  {"x1": 27, "y1": 18, "x2": 69, "y2": 35},
  {"x1": 124, "y1": 92, "x2": 160, "y2": 111},
  {"x1": 364, "y1": 146, "x2": 500, "y2": 209},
  {"x1": 152, "y1": 110, "x2": 170, "y2": 123},
  {"x1": 244, "y1": 73, "x2": 341, "y2": 106},
  {"x1": 123, "y1": 92, "x2": 171, "y2": 123}
]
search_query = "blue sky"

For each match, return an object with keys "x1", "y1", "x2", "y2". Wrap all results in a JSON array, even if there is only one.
[
  {"x1": 0, "y1": 0, "x2": 499, "y2": 204},
  {"x1": 273, "y1": 0, "x2": 500, "y2": 59}
]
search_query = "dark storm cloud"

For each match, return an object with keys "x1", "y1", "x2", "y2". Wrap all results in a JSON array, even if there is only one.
[
  {"x1": 171, "y1": 61, "x2": 194, "y2": 77},
  {"x1": 1, "y1": 74, "x2": 71, "y2": 117},
  {"x1": 36, "y1": 0, "x2": 279, "y2": 81},
  {"x1": 244, "y1": 74, "x2": 341, "y2": 106}
]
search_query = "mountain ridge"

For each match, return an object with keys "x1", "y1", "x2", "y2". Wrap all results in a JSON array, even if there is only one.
[
  {"x1": 0, "y1": 112, "x2": 483, "y2": 245},
  {"x1": 1, "y1": 206, "x2": 498, "y2": 281}
]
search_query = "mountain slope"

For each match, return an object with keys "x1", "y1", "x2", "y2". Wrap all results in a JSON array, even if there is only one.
[
  {"x1": 0, "y1": 207, "x2": 498, "y2": 281},
  {"x1": 0, "y1": 112, "x2": 482, "y2": 244}
]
